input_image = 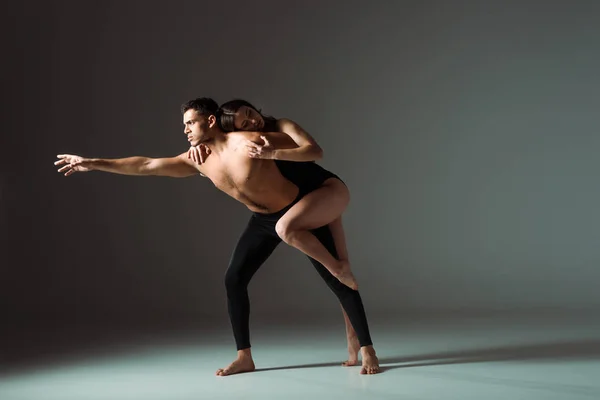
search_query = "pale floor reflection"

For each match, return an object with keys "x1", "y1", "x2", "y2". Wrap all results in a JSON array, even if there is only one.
[{"x1": 1, "y1": 314, "x2": 599, "y2": 400}]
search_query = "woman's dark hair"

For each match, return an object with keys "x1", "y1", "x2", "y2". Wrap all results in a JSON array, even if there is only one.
[
  {"x1": 181, "y1": 97, "x2": 219, "y2": 116},
  {"x1": 218, "y1": 99, "x2": 277, "y2": 132}
]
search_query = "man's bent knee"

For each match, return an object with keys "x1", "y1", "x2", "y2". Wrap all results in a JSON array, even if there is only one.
[{"x1": 225, "y1": 270, "x2": 248, "y2": 292}]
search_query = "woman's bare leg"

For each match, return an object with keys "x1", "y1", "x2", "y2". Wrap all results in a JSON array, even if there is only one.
[
  {"x1": 275, "y1": 178, "x2": 357, "y2": 289},
  {"x1": 328, "y1": 216, "x2": 354, "y2": 281},
  {"x1": 329, "y1": 217, "x2": 348, "y2": 262},
  {"x1": 330, "y1": 217, "x2": 361, "y2": 365}
]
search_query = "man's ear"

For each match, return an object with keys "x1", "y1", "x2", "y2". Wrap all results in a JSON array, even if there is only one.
[{"x1": 207, "y1": 114, "x2": 217, "y2": 128}]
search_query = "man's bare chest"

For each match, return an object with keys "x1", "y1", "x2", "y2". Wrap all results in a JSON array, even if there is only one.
[{"x1": 201, "y1": 151, "x2": 262, "y2": 193}]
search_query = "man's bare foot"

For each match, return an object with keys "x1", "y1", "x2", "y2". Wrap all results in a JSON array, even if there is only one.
[
  {"x1": 333, "y1": 260, "x2": 358, "y2": 290},
  {"x1": 216, "y1": 349, "x2": 256, "y2": 376},
  {"x1": 360, "y1": 345, "x2": 381, "y2": 374},
  {"x1": 341, "y1": 334, "x2": 360, "y2": 366}
]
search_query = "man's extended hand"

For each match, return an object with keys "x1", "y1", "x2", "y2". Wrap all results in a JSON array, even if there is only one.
[
  {"x1": 246, "y1": 135, "x2": 275, "y2": 159},
  {"x1": 187, "y1": 144, "x2": 211, "y2": 165},
  {"x1": 55, "y1": 154, "x2": 93, "y2": 176}
]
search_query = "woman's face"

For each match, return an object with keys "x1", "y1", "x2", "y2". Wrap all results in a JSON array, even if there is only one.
[{"x1": 234, "y1": 106, "x2": 265, "y2": 131}]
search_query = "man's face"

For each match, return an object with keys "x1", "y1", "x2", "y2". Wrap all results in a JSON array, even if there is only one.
[{"x1": 183, "y1": 109, "x2": 212, "y2": 146}]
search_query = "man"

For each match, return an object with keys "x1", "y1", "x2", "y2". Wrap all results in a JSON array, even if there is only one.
[{"x1": 55, "y1": 98, "x2": 380, "y2": 375}]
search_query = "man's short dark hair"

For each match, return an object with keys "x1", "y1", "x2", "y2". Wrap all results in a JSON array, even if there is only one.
[{"x1": 181, "y1": 97, "x2": 219, "y2": 116}]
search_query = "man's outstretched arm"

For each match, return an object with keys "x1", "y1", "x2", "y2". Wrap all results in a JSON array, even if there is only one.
[{"x1": 55, "y1": 153, "x2": 199, "y2": 178}]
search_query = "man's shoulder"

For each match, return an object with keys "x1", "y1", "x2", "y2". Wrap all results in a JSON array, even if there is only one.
[
  {"x1": 276, "y1": 117, "x2": 291, "y2": 125},
  {"x1": 173, "y1": 151, "x2": 207, "y2": 173},
  {"x1": 275, "y1": 118, "x2": 308, "y2": 137},
  {"x1": 229, "y1": 130, "x2": 261, "y2": 142}
]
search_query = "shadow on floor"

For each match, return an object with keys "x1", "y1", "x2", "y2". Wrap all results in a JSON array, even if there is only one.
[{"x1": 255, "y1": 339, "x2": 600, "y2": 373}]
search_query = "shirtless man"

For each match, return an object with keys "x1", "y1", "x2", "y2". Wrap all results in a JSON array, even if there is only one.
[{"x1": 54, "y1": 97, "x2": 380, "y2": 375}]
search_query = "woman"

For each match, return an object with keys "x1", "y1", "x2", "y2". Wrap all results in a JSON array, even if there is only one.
[{"x1": 189, "y1": 99, "x2": 358, "y2": 291}]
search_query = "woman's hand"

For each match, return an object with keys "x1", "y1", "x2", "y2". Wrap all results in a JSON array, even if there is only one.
[
  {"x1": 187, "y1": 144, "x2": 211, "y2": 165},
  {"x1": 246, "y1": 135, "x2": 275, "y2": 159}
]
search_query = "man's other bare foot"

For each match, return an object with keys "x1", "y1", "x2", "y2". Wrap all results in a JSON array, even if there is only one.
[
  {"x1": 216, "y1": 349, "x2": 256, "y2": 376},
  {"x1": 360, "y1": 345, "x2": 381, "y2": 374},
  {"x1": 341, "y1": 334, "x2": 360, "y2": 366},
  {"x1": 334, "y1": 260, "x2": 358, "y2": 290}
]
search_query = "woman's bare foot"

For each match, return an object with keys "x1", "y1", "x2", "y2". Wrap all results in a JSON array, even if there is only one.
[
  {"x1": 333, "y1": 260, "x2": 358, "y2": 290},
  {"x1": 216, "y1": 349, "x2": 256, "y2": 376},
  {"x1": 360, "y1": 345, "x2": 381, "y2": 374},
  {"x1": 341, "y1": 334, "x2": 360, "y2": 366}
]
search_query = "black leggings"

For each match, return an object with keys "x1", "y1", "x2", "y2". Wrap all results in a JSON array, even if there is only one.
[{"x1": 225, "y1": 193, "x2": 373, "y2": 350}]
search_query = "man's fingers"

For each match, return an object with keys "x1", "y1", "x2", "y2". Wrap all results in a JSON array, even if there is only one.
[
  {"x1": 64, "y1": 168, "x2": 74, "y2": 176},
  {"x1": 54, "y1": 159, "x2": 68, "y2": 166},
  {"x1": 57, "y1": 165, "x2": 71, "y2": 173}
]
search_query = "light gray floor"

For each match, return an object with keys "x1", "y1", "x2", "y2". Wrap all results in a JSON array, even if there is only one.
[{"x1": 1, "y1": 314, "x2": 599, "y2": 400}]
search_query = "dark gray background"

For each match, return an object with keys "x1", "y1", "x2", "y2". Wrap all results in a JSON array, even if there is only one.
[{"x1": 3, "y1": 0, "x2": 599, "y2": 346}]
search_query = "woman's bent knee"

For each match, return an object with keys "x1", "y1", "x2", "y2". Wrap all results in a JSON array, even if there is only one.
[{"x1": 275, "y1": 218, "x2": 295, "y2": 244}]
